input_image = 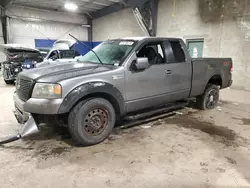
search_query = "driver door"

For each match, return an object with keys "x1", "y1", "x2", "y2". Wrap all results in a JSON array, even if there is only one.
[{"x1": 125, "y1": 40, "x2": 173, "y2": 113}]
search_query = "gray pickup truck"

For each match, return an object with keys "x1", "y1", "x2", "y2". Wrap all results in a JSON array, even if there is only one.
[{"x1": 13, "y1": 37, "x2": 233, "y2": 145}]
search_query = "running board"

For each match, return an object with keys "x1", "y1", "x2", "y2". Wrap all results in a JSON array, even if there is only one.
[
  {"x1": 121, "y1": 111, "x2": 176, "y2": 130},
  {"x1": 124, "y1": 101, "x2": 188, "y2": 121}
]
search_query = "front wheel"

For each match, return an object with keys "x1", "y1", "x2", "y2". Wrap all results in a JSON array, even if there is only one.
[
  {"x1": 196, "y1": 84, "x2": 219, "y2": 110},
  {"x1": 68, "y1": 98, "x2": 116, "y2": 146}
]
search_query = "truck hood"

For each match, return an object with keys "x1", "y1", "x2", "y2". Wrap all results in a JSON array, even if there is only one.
[
  {"x1": 0, "y1": 44, "x2": 40, "y2": 52},
  {"x1": 19, "y1": 62, "x2": 117, "y2": 82}
]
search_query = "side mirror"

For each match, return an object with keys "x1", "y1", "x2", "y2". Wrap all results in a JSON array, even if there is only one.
[{"x1": 132, "y1": 57, "x2": 149, "y2": 71}]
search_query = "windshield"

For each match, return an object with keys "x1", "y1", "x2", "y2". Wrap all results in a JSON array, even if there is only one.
[{"x1": 78, "y1": 40, "x2": 136, "y2": 65}]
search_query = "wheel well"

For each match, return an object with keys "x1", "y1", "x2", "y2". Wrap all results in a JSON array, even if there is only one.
[
  {"x1": 73, "y1": 92, "x2": 121, "y2": 120},
  {"x1": 207, "y1": 75, "x2": 222, "y2": 88}
]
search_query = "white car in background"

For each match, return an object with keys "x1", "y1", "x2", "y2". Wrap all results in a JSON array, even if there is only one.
[{"x1": 36, "y1": 39, "x2": 81, "y2": 68}]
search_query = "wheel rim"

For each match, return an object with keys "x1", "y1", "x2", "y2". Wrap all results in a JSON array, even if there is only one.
[
  {"x1": 205, "y1": 89, "x2": 219, "y2": 109},
  {"x1": 83, "y1": 108, "x2": 108, "y2": 136}
]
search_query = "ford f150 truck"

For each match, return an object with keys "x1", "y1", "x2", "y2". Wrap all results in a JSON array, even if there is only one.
[{"x1": 13, "y1": 37, "x2": 233, "y2": 146}]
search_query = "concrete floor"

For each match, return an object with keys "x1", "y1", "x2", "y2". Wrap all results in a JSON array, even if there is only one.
[{"x1": 0, "y1": 77, "x2": 250, "y2": 188}]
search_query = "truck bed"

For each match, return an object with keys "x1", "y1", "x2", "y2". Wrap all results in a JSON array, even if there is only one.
[{"x1": 190, "y1": 58, "x2": 233, "y2": 97}]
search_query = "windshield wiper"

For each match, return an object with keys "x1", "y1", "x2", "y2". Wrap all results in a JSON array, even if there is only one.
[{"x1": 69, "y1": 34, "x2": 104, "y2": 65}]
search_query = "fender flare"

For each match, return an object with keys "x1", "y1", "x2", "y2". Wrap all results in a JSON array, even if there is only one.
[
  {"x1": 58, "y1": 82, "x2": 126, "y2": 116},
  {"x1": 202, "y1": 73, "x2": 223, "y2": 93}
]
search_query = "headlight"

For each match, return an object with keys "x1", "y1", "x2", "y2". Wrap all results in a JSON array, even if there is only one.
[
  {"x1": 26, "y1": 64, "x2": 31, "y2": 68},
  {"x1": 32, "y1": 83, "x2": 62, "y2": 99}
]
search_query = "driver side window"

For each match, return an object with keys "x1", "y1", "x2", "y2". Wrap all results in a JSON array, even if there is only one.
[{"x1": 137, "y1": 42, "x2": 165, "y2": 65}]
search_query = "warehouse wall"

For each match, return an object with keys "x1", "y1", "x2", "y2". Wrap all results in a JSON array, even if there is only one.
[
  {"x1": 5, "y1": 6, "x2": 88, "y2": 48},
  {"x1": 93, "y1": 8, "x2": 144, "y2": 41},
  {"x1": 157, "y1": 0, "x2": 250, "y2": 90},
  {"x1": 92, "y1": 0, "x2": 250, "y2": 90}
]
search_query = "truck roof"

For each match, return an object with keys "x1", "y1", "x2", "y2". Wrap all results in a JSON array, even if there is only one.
[{"x1": 120, "y1": 37, "x2": 181, "y2": 41}]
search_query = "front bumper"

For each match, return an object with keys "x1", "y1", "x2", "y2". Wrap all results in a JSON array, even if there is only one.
[
  {"x1": 3, "y1": 67, "x2": 22, "y2": 80},
  {"x1": 13, "y1": 93, "x2": 30, "y2": 123},
  {"x1": 13, "y1": 93, "x2": 63, "y2": 122}
]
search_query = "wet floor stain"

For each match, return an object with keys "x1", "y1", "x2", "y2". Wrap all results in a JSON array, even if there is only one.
[
  {"x1": 232, "y1": 117, "x2": 250, "y2": 125},
  {"x1": 51, "y1": 147, "x2": 71, "y2": 155},
  {"x1": 164, "y1": 115, "x2": 236, "y2": 140},
  {"x1": 216, "y1": 167, "x2": 226, "y2": 173},
  {"x1": 241, "y1": 118, "x2": 250, "y2": 125},
  {"x1": 32, "y1": 145, "x2": 73, "y2": 159},
  {"x1": 225, "y1": 156, "x2": 237, "y2": 164}
]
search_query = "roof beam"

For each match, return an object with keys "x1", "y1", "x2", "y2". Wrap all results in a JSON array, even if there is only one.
[
  {"x1": 0, "y1": 0, "x2": 15, "y2": 8},
  {"x1": 11, "y1": 4, "x2": 87, "y2": 16},
  {"x1": 91, "y1": 0, "x2": 151, "y2": 19},
  {"x1": 91, "y1": 2, "x2": 128, "y2": 19}
]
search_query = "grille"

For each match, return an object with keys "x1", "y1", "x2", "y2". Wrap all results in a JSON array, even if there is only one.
[{"x1": 16, "y1": 78, "x2": 34, "y2": 102}]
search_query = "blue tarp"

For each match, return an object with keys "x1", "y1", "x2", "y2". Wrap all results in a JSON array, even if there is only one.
[{"x1": 35, "y1": 39, "x2": 102, "y2": 55}]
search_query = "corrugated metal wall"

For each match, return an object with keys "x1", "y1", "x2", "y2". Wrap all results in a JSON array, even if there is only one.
[
  {"x1": 5, "y1": 6, "x2": 88, "y2": 48},
  {"x1": 0, "y1": 8, "x2": 5, "y2": 63}
]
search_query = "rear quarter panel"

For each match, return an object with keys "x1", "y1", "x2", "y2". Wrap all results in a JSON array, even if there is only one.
[{"x1": 190, "y1": 58, "x2": 232, "y2": 97}]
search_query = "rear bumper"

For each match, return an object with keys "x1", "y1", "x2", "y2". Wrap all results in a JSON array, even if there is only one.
[{"x1": 228, "y1": 80, "x2": 233, "y2": 87}]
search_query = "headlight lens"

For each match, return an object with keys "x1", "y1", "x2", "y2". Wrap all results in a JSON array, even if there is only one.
[{"x1": 32, "y1": 83, "x2": 62, "y2": 99}]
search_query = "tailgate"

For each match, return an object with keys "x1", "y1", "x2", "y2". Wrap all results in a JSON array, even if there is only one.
[{"x1": 222, "y1": 59, "x2": 233, "y2": 88}]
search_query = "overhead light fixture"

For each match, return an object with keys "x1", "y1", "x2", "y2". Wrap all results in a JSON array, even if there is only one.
[{"x1": 64, "y1": 2, "x2": 78, "y2": 11}]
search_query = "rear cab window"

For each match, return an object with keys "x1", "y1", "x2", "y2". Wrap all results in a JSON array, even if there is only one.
[{"x1": 167, "y1": 40, "x2": 186, "y2": 63}]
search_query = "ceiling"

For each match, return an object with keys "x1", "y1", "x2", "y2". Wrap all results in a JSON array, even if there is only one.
[{"x1": 9, "y1": 0, "x2": 122, "y2": 14}]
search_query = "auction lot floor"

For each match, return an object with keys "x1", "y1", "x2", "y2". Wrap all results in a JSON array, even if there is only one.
[{"x1": 1, "y1": 77, "x2": 250, "y2": 188}]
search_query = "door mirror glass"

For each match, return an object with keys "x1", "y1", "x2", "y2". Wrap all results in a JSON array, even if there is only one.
[{"x1": 132, "y1": 57, "x2": 149, "y2": 70}]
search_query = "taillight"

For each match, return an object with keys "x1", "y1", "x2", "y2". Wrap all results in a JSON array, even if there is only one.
[{"x1": 230, "y1": 64, "x2": 233, "y2": 73}]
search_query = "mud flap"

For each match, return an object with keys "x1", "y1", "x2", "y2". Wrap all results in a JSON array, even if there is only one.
[
  {"x1": 0, "y1": 116, "x2": 40, "y2": 145},
  {"x1": 19, "y1": 116, "x2": 40, "y2": 138}
]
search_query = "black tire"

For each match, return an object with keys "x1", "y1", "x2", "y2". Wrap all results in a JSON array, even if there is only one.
[
  {"x1": 68, "y1": 98, "x2": 116, "y2": 146},
  {"x1": 4, "y1": 79, "x2": 15, "y2": 85},
  {"x1": 196, "y1": 84, "x2": 219, "y2": 110}
]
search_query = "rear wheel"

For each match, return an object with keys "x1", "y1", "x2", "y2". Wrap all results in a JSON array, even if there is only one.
[
  {"x1": 68, "y1": 98, "x2": 116, "y2": 146},
  {"x1": 196, "y1": 84, "x2": 219, "y2": 110}
]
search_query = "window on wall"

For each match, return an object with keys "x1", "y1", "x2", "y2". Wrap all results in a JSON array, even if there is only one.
[
  {"x1": 169, "y1": 41, "x2": 186, "y2": 63},
  {"x1": 187, "y1": 39, "x2": 204, "y2": 58}
]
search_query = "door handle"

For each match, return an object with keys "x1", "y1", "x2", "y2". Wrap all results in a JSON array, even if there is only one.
[{"x1": 165, "y1": 70, "x2": 172, "y2": 75}]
